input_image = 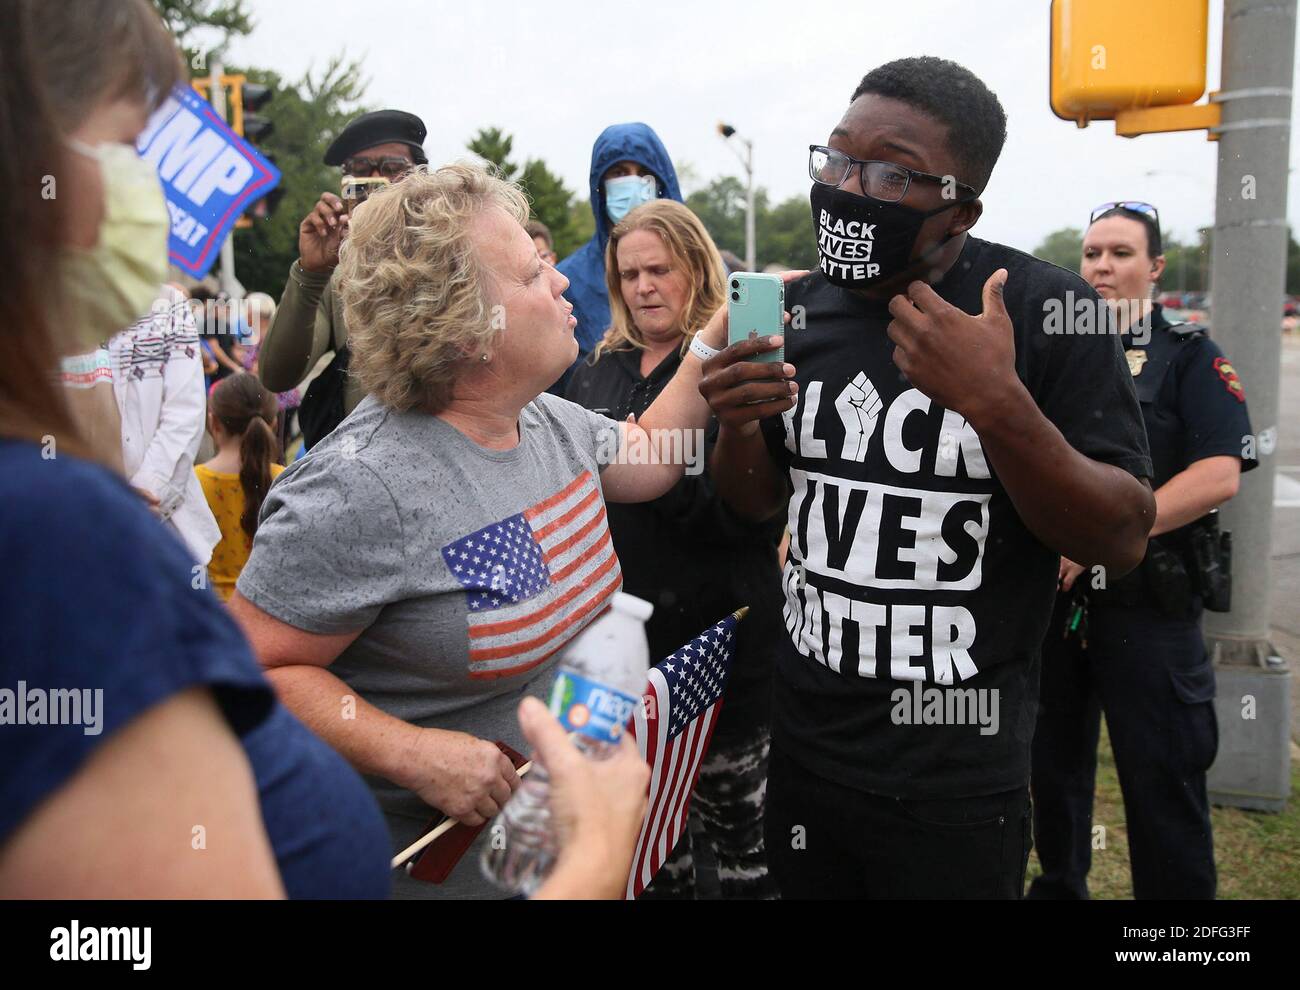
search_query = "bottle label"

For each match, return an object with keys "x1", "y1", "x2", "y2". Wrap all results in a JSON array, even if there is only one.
[{"x1": 548, "y1": 670, "x2": 639, "y2": 743}]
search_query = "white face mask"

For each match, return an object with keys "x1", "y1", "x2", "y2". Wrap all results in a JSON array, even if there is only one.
[
  {"x1": 604, "y1": 174, "x2": 657, "y2": 224},
  {"x1": 55, "y1": 139, "x2": 170, "y2": 352}
]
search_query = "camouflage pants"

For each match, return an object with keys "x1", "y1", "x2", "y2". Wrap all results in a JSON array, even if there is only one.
[{"x1": 639, "y1": 727, "x2": 778, "y2": 900}]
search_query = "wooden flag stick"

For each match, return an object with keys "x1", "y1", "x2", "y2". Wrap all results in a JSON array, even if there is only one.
[{"x1": 390, "y1": 759, "x2": 533, "y2": 869}]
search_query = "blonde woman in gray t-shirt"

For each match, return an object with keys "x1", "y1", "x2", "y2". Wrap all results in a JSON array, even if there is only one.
[{"x1": 230, "y1": 163, "x2": 799, "y2": 898}]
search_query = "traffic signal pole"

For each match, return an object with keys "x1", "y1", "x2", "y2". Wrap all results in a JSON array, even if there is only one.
[
  {"x1": 1203, "y1": 0, "x2": 1295, "y2": 811},
  {"x1": 207, "y1": 58, "x2": 243, "y2": 298}
]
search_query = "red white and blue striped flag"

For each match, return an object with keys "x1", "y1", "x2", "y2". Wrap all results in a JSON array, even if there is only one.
[
  {"x1": 625, "y1": 611, "x2": 740, "y2": 899},
  {"x1": 441, "y1": 470, "x2": 622, "y2": 680}
]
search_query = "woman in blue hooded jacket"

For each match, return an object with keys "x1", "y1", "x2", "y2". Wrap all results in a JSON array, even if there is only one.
[{"x1": 555, "y1": 122, "x2": 683, "y2": 390}]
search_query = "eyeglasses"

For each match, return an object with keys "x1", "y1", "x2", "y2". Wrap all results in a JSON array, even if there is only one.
[
  {"x1": 342, "y1": 156, "x2": 414, "y2": 179},
  {"x1": 808, "y1": 145, "x2": 976, "y2": 203},
  {"x1": 1090, "y1": 201, "x2": 1160, "y2": 227}
]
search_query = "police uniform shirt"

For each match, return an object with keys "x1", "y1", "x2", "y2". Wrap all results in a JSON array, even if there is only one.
[
  {"x1": 760, "y1": 237, "x2": 1152, "y2": 799},
  {"x1": 1123, "y1": 303, "x2": 1257, "y2": 504}
]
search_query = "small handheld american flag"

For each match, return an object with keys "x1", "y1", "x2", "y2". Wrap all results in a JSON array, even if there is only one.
[{"x1": 624, "y1": 609, "x2": 743, "y2": 899}]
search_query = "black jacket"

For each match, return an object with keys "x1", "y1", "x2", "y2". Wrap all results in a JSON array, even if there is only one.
[{"x1": 567, "y1": 346, "x2": 783, "y2": 738}]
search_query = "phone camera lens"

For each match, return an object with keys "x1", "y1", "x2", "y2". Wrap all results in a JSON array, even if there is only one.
[
  {"x1": 731, "y1": 280, "x2": 740, "y2": 289},
  {"x1": 730, "y1": 291, "x2": 740, "y2": 301}
]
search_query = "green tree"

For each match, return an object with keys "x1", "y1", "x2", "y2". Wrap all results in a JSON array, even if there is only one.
[
  {"x1": 519, "y1": 159, "x2": 580, "y2": 257},
  {"x1": 1166, "y1": 226, "x2": 1297, "y2": 296},
  {"x1": 1167, "y1": 226, "x2": 1215, "y2": 293},
  {"x1": 466, "y1": 127, "x2": 518, "y2": 181},
  {"x1": 229, "y1": 57, "x2": 370, "y2": 295},
  {"x1": 760, "y1": 193, "x2": 817, "y2": 271},
  {"x1": 565, "y1": 200, "x2": 596, "y2": 260},
  {"x1": 685, "y1": 176, "x2": 749, "y2": 260},
  {"x1": 687, "y1": 178, "x2": 816, "y2": 271},
  {"x1": 1161, "y1": 232, "x2": 1207, "y2": 292},
  {"x1": 1195, "y1": 226, "x2": 1213, "y2": 291},
  {"x1": 466, "y1": 128, "x2": 580, "y2": 258},
  {"x1": 152, "y1": 0, "x2": 253, "y2": 70},
  {"x1": 1033, "y1": 227, "x2": 1084, "y2": 273},
  {"x1": 153, "y1": 0, "x2": 253, "y2": 39}
]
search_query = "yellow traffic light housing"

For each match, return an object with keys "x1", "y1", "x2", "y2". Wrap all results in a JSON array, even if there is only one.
[
  {"x1": 191, "y1": 74, "x2": 257, "y2": 137},
  {"x1": 1050, "y1": 0, "x2": 1220, "y2": 139}
]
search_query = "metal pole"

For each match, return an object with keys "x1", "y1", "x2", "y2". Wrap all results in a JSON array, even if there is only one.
[
  {"x1": 209, "y1": 58, "x2": 242, "y2": 299},
  {"x1": 744, "y1": 140, "x2": 756, "y2": 272},
  {"x1": 1203, "y1": 0, "x2": 1295, "y2": 811}
]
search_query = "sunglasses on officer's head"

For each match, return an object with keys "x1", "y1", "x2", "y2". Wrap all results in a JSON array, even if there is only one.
[{"x1": 1090, "y1": 201, "x2": 1160, "y2": 227}]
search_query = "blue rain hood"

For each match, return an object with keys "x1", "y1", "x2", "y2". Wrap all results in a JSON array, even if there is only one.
[{"x1": 558, "y1": 122, "x2": 682, "y2": 355}]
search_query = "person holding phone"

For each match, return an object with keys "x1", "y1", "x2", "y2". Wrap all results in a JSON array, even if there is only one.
[
  {"x1": 228, "y1": 164, "x2": 788, "y2": 899},
  {"x1": 566, "y1": 200, "x2": 791, "y2": 899},
  {"x1": 257, "y1": 109, "x2": 428, "y2": 448},
  {"x1": 698, "y1": 56, "x2": 1156, "y2": 899}
]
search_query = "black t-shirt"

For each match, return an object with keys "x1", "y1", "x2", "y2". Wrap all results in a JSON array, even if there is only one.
[{"x1": 760, "y1": 236, "x2": 1152, "y2": 798}]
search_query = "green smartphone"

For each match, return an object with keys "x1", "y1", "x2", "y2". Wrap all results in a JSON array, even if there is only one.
[{"x1": 727, "y1": 272, "x2": 785, "y2": 362}]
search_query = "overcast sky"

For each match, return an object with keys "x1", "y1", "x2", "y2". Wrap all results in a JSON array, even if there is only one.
[{"x1": 219, "y1": 0, "x2": 1300, "y2": 253}]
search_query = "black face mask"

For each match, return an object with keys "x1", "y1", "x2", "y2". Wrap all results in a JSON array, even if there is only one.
[{"x1": 810, "y1": 182, "x2": 965, "y2": 290}]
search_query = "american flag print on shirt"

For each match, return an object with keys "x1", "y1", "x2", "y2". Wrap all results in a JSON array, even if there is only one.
[
  {"x1": 442, "y1": 470, "x2": 622, "y2": 680},
  {"x1": 625, "y1": 612, "x2": 738, "y2": 899}
]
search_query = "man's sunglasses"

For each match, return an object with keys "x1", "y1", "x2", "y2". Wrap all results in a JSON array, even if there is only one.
[
  {"x1": 342, "y1": 156, "x2": 414, "y2": 179},
  {"x1": 809, "y1": 145, "x2": 976, "y2": 203},
  {"x1": 1090, "y1": 201, "x2": 1160, "y2": 227}
]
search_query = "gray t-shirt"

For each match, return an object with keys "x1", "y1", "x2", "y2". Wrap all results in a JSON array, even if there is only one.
[{"x1": 238, "y1": 392, "x2": 622, "y2": 899}]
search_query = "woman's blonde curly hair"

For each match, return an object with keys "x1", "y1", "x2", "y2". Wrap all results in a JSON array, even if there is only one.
[
  {"x1": 595, "y1": 200, "x2": 727, "y2": 360},
  {"x1": 336, "y1": 162, "x2": 529, "y2": 413}
]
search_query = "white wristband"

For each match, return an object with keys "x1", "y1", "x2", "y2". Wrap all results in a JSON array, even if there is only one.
[{"x1": 688, "y1": 334, "x2": 720, "y2": 362}]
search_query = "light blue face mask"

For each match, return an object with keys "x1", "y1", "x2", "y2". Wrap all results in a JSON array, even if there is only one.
[{"x1": 604, "y1": 174, "x2": 657, "y2": 224}]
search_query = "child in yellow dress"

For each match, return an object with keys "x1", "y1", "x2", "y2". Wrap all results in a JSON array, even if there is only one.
[{"x1": 195, "y1": 374, "x2": 284, "y2": 601}]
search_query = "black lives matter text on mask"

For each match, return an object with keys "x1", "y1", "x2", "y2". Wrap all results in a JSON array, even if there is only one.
[
  {"x1": 778, "y1": 373, "x2": 994, "y2": 685},
  {"x1": 816, "y1": 209, "x2": 882, "y2": 282}
]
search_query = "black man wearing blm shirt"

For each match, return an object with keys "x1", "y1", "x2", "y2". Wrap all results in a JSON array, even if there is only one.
[{"x1": 697, "y1": 57, "x2": 1156, "y2": 899}]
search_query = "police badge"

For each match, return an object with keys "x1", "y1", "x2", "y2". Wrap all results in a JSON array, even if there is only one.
[{"x1": 1125, "y1": 349, "x2": 1148, "y2": 377}]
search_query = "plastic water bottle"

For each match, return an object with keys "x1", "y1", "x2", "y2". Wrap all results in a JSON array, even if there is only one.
[{"x1": 482, "y1": 591, "x2": 653, "y2": 895}]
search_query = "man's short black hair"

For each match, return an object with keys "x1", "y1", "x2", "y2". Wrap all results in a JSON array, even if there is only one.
[{"x1": 850, "y1": 56, "x2": 1007, "y2": 194}]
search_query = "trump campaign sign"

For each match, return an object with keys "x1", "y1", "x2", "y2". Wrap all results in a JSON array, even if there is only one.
[{"x1": 137, "y1": 85, "x2": 281, "y2": 278}]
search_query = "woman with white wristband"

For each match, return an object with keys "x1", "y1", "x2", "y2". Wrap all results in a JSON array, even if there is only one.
[
  {"x1": 566, "y1": 200, "x2": 803, "y2": 899},
  {"x1": 230, "y1": 165, "x2": 798, "y2": 898}
]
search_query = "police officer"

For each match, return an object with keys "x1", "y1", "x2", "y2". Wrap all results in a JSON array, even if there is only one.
[{"x1": 1029, "y1": 202, "x2": 1257, "y2": 900}]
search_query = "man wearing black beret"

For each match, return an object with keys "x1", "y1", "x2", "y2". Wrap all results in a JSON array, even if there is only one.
[{"x1": 258, "y1": 110, "x2": 428, "y2": 446}]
